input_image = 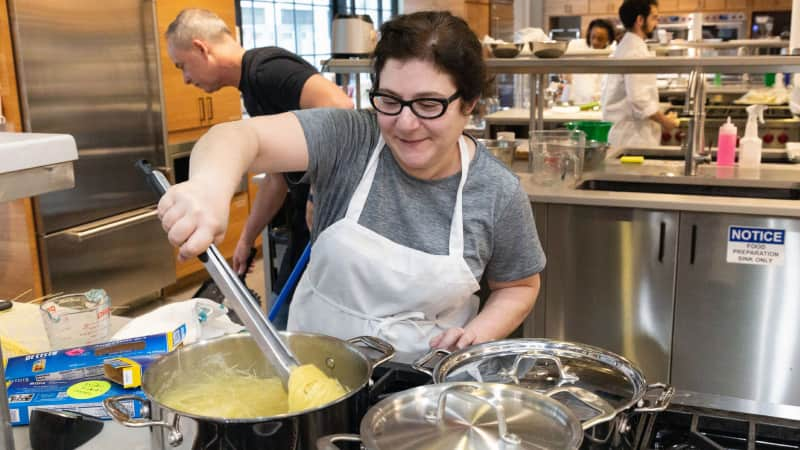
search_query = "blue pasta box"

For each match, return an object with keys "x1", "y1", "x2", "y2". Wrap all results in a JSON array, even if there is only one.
[
  {"x1": 7, "y1": 377, "x2": 144, "y2": 426},
  {"x1": 4, "y1": 324, "x2": 186, "y2": 383}
]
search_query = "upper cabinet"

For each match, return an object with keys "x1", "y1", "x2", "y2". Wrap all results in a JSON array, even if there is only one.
[
  {"x1": 155, "y1": 0, "x2": 241, "y2": 143},
  {"x1": 544, "y1": 0, "x2": 588, "y2": 16},
  {"x1": 751, "y1": 0, "x2": 792, "y2": 10},
  {"x1": 588, "y1": 0, "x2": 622, "y2": 15}
]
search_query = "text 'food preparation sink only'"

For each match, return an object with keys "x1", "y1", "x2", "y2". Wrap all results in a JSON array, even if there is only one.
[{"x1": 577, "y1": 179, "x2": 800, "y2": 200}]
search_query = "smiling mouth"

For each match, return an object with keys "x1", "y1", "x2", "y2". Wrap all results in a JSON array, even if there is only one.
[{"x1": 398, "y1": 137, "x2": 427, "y2": 145}]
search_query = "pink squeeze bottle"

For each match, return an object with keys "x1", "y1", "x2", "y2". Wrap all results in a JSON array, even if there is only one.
[{"x1": 716, "y1": 117, "x2": 737, "y2": 166}]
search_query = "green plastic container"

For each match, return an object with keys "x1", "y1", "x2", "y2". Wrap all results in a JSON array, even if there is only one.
[
  {"x1": 564, "y1": 121, "x2": 613, "y2": 143},
  {"x1": 764, "y1": 73, "x2": 776, "y2": 87}
]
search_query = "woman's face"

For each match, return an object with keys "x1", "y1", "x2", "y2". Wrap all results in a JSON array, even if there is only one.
[
  {"x1": 375, "y1": 58, "x2": 474, "y2": 180},
  {"x1": 589, "y1": 27, "x2": 611, "y2": 49}
]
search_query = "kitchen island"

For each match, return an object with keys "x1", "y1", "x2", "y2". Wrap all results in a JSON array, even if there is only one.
[{"x1": 520, "y1": 153, "x2": 800, "y2": 422}]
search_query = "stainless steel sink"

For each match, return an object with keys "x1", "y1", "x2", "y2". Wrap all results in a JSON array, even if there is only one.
[
  {"x1": 618, "y1": 146, "x2": 795, "y2": 163},
  {"x1": 577, "y1": 177, "x2": 800, "y2": 200}
]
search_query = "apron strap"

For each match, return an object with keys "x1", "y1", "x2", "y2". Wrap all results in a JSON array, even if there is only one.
[{"x1": 344, "y1": 134, "x2": 472, "y2": 258}]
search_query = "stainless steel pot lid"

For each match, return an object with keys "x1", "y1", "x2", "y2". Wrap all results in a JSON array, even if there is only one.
[
  {"x1": 358, "y1": 382, "x2": 584, "y2": 450},
  {"x1": 414, "y1": 339, "x2": 669, "y2": 422}
]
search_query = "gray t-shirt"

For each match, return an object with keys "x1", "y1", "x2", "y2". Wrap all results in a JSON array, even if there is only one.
[{"x1": 293, "y1": 108, "x2": 545, "y2": 282}]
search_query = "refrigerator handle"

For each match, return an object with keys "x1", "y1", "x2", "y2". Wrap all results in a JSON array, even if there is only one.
[{"x1": 65, "y1": 209, "x2": 159, "y2": 242}]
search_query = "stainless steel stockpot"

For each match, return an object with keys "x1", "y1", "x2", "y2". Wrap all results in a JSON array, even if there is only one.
[
  {"x1": 412, "y1": 339, "x2": 674, "y2": 445},
  {"x1": 317, "y1": 381, "x2": 612, "y2": 450},
  {"x1": 104, "y1": 332, "x2": 393, "y2": 450}
]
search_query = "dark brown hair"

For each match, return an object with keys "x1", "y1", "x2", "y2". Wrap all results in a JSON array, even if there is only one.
[{"x1": 372, "y1": 11, "x2": 487, "y2": 114}]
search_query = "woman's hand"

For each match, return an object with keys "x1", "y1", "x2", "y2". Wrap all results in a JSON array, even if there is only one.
[
  {"x1": 430, "y1": 327, "x2": 478, "y2": 351},
  {"x1": 157, "y1": 180, "x2": 230, "y2": 261}
]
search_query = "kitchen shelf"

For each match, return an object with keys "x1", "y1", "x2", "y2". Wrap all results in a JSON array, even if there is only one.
[{"x1": 324, "y1": 55, "x2": 800, "y2": 75}]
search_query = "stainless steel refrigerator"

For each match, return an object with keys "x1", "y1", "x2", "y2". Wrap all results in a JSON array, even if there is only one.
[{"x1": 9, "y1": 0, "x2": 176, "y2": 305}]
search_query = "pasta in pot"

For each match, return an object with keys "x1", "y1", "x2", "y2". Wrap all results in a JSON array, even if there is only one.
[{"x1": 157, "y1": 364, "x2": 347, "y2": 418}]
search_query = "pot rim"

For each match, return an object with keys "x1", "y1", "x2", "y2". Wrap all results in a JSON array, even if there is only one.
[
  {"x1": 428, "y1": 338, "x2": 650, "y2": 417},
  {"x1": 142, "y1": 331, "x2": 377, "y2": 423}
]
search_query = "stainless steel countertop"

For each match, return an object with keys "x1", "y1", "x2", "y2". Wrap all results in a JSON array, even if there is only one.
[{"x1": 518, "y1": 157, "x2": 800, "y2": 218}]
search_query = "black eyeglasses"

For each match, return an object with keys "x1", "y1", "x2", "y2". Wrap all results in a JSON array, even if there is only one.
[{"x1": 368, "y1": 90, "x2": 461, "y2": 119}]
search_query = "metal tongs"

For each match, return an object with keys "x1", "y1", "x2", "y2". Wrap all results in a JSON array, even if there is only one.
[{"x1": 136, "y1": 160, "x2": 300, "y2": 383}]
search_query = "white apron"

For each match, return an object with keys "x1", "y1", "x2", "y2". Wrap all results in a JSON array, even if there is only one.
[
  {"x1": 287, "y1": 136, "x2": 481, "y2": 362},
  {"x1": 607, "y1": 118, "x2": 661, "y2": 149}
]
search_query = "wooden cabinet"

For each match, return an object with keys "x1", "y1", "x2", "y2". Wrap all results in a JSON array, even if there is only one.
[
  {"x1": 544, "y1": 0, "x2": 589, "y2": 16},
  {"x1": 155, "y1": 0, "x2": 241, "y2": 143},
  {"x1": 464, "y1": 0, "x2": 490, "y2": 39},
  {"x1": 0, "y1": 0, "x2": 43, "y2": 300},
  {"x1": 675, "y1": 0, "x2": 701, "y2": 11},
  {"x1": 588, "y1": 0, "x2": 621, "y2": 15},
  {"x1": 658, "y1": 0, "x2": 680, "y2": 11},
  {"x1": 174, "y1": 192, "x2": 250, "y2": 279},
  {"x1": 752, "y1": 0, "x2": 792, "y2": 10}
]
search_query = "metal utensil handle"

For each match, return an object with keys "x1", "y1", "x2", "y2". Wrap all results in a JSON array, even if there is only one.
[
  {"x1": 103, "y1": 395, "x2": 183, "y2": 447},
  {"x1": 346, "y1": 335, "x2": 396, "y2": 370},
  {"x1": 135, "y1": 160, "x2": 299, "y2": 381},
  {"x1": 315, "y1": 434, "x2": 363, "y2": 450},
  {"x1": 545, "y1": 385, "x2": 617, "y2": 430},
  {"x1": 427, "y1": 384, "x2": 522, "y2": 447},
  {"x1": 512, "y1": 353, "x2": 579, "y2": 384},
  {"x1": 410, "y1": 348, "x2": 451, "y2": 377},
  {"x1": 634, "y1": 383, "x2": 675, "y2": 413}
]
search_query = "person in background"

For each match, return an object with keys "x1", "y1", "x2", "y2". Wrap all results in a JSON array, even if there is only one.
[
  {"x1": 569, "y1": 19, "x2": 617, "y2": 106},
  {"x1": 156, "y1": 11, "x2": 545, "y2": 362},
  {"x1": 601, "y1": 0, "x2": 678, "y2": 149},
  {"x1": 165, "y1": 9, "x2": 353, "y2": 328}
]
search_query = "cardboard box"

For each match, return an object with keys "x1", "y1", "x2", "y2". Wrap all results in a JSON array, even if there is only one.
[
  {"x1": 5, "y1": 324, "x2": 186, "y2": 383},
  {"x1": 103, "y1": 355, "x2": 159, "y2": 388},
  {"x1": 7, "y1": 378, "x2": 144, "y2": 426}
]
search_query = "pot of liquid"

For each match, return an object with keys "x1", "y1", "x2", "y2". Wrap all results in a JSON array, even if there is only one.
[{"x1": 104, "y1": 332, "x2": 394, "y2": 450}]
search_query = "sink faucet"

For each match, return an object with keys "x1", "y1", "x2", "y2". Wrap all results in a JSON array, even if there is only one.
[{"x1": 683, "y1": 68, "x2": 711, "y2": 175}]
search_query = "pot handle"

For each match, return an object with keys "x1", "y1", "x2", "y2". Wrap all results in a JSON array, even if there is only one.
[
  {"x1": 316, "y1": 433, "x2": 363, "y2": 450},
  {"x1": 633, "y1": 383, "x2": 675, "y2": 413},
  {"x1": 411, "y1": 348, "x2": 451, "y2": 377},
  {"x1": 545, "y1": 386, "x2": 617, "y2": 430},
  {"x1": 347, "y1": 335, "x2": 395, "y2": 370},
  {"x1": 103, "y1": 395, "x2": 183, "y2": 447},
  {"x1": 511, "y1": 353, "x2": 579, "y2": 385},
  {"x1": 426, "y1": 384, "x2": 522, "y2": 448}
]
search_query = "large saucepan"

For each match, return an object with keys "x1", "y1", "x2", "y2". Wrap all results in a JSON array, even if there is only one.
[
  {"x1": 104, "y1": 332, "x2": 394, "y2": 450},
  {"x1": 412, "y1": 339, "x2": 674, "y2": 445},
  {"x1": 317, "y1": 381, "x2": 615, "y2": 450}
]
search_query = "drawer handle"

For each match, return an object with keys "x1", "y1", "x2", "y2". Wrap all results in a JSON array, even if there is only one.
[
  {"x1": 658, "y1": 221, "x2": 665, "y2": 263},
  {"x1": 65, "y1": 209, "x2": 158, "y2": 242},
  {"x1": 690, "y1": 224, "x2": 697, "y2": 265},
  {"x1": 198, "y1": 97, "x2": 205, "y2": 121},
  {"x1": 205, "y1": 97, "x2": 213, "y2": 121}
]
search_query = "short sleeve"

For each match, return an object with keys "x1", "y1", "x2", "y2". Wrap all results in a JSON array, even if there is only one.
[
  {"x1": 485, "y1": 184, "x2": 546, "y2": 282},
  {"x1": 255, "y1": 57, "x2": 317, "y2": 111}
]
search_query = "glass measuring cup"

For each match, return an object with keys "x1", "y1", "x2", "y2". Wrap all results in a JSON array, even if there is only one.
[
  {"x1": 39, "y1": 290, "x2": 111, "y2": 349},
  {"x1": 529, "y1": 130, "x2": 585, "y2": 187}
]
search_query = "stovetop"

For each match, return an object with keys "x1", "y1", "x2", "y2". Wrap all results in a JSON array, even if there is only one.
[
  {"x1": 369, "y1": 363, "x2": 800, "y2": 450},
  {"x1": 674, "y1": 105, "x2": 796, "y2": 121}
]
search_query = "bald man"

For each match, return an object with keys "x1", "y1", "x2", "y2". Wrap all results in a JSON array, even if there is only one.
[{"x1": 166, "y1": 9, "x2": 353, "y2": 327}]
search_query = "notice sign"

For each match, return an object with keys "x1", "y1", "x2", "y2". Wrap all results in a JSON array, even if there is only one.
[{"x1": 726, "y1": 226, "x2": 785, "y2": 266}]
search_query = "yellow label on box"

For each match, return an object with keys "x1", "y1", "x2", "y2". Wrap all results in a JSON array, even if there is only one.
[{"x1": 67, "y1": 380, "x2": 111, "y2": 399}]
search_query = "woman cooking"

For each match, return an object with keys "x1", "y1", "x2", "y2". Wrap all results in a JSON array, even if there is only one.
[{"x1": 157, "y1": 11, "x2": 546, "y2": 362}]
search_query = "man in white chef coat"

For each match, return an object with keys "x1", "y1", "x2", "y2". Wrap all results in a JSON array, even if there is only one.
[{"x1": 602, "y1": 0, "x2": 678, "y2": 149}]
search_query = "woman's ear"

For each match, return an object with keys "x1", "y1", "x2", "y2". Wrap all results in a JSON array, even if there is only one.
[{"x1": 463, "y1": 98, "x2": 479, "y2": 116}]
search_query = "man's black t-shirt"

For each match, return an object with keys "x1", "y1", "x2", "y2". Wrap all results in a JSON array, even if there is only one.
[{"x1": 238, "y1": 47, "x2": 315, "y2": 296}]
